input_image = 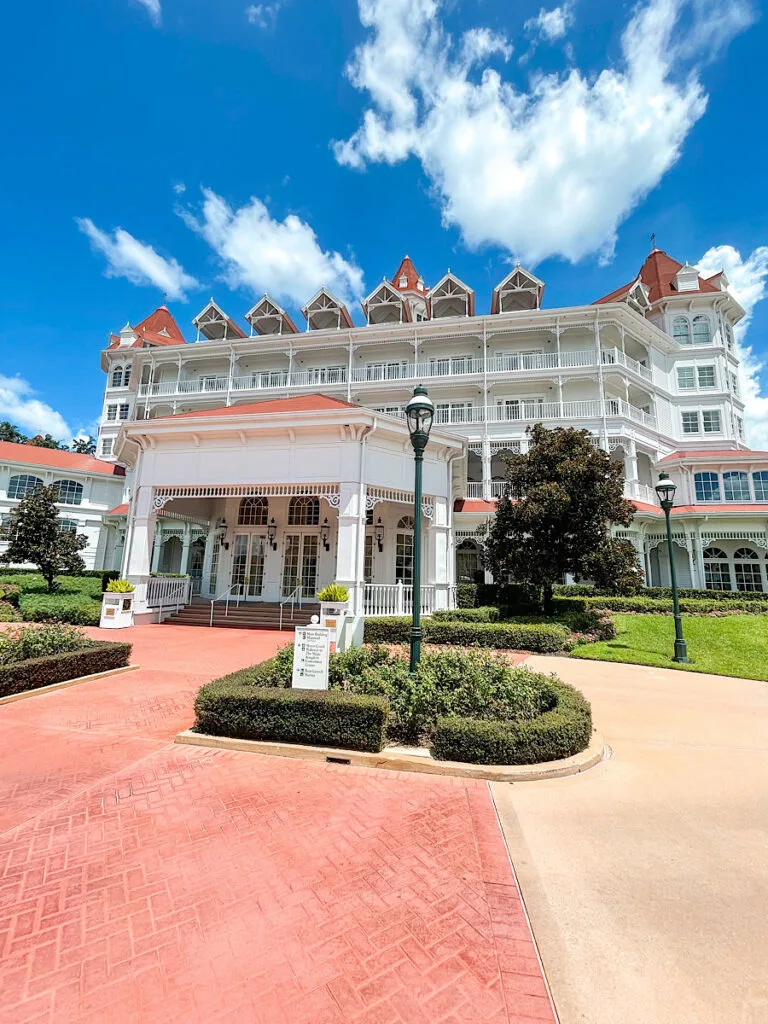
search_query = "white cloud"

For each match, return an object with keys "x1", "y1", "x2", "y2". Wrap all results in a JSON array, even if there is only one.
[
  {"x1": 246, "y1": 3, "x2": 280, "y2": 29},
  {"x1": 179, "y1": 188, "x2": 365, "y2": 307},
  {"x1": 173, "y1": 182, "x2": 186, "y2": 195},
  {"x1": 135, "y1": 0, "x2": 161, "y2": 26},
  {"x1": 76, "y1": 218, "x2": 199, "y2": 301},
  {"x1": 335, "y1": 0, "x2": 753, "y2": 266},
  {"x1": 697, "y1": 245, "x2": 768, "y2": 448},
  {"x1": 0, "y1": 376, "x2": 72, "y2": 441},
  {"x1": 525, "y1": 5, "x2": 574, "y2": 43}
]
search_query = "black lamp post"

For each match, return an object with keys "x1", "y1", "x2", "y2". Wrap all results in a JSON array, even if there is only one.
[
  {"x1": 655, "y1": 472, "x2": 690, "y2": 663},
  {"x1": 405, "y1": 385, "x2": 434, "y2": 672}
]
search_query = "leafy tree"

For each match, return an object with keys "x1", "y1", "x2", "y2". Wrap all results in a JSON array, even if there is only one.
[
  {"x1": 484, "y1": 425, "x2": 636, "y2": 614},
  {"x1": 582, "y1": 538, "x2": 644, "y2": 595},
  {"x1": 0, "y1": 421, "x2": 27, "y2": 444},
  {"x1": 0, "y1": 485, "x2": 87, "y2": 592},
  {"x1": 27, "y1": 434, "x2": 68, "y2": 450},
  {"x1": 71, "y1": 436, "x2": 97, "y2": 455}
]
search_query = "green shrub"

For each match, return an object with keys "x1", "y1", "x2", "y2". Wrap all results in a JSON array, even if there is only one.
[
  {"x1": 552, "y1": 594, "x2": 768, "y2": 616},
  {"x1": 362, "y1": 616, "x2": 570, "y2": 652},
  {"x1": 432, "y1": 607, "x2": 501, "y2": 622},
  {"x1": 0, "y1": 622, "x2": 94, "y2": 664},
  {"x1": 18, "y1": 593, "x2": 102, "y2": 625},
  {"x1": 643, "y1": 586, "x2": 768, "y2": 602},
  {"x1": 194, "y1": 684, "x2": 389, "y2": 752},
  {"x1": 106, "y1": 579, "x2": 134, "y2": 593},
  {"x1": 456, "y1": 583, "x2": 477, "y2": 608},
  {"x1": 0, "y1": 601, "x2": 21, "y2": 622},
  {"x1": 0, "y1": 583, "x2": 21, "y2": 606},
  {"x1": 476, "y1": 582, "x2": 540, "y2": 611},
  {"x1": 0, "y1": 568, "x2": 118, "y2": 581},
  {"x1": 317, "y1": 583, "x2": 349, "y2": 602},
  {"x1": 568, "y1": 608, "x2": 617, "y2": 640},
  {"x1": 0, "y1": 641, "x2": 132, "y2": 699},
  {"x1": 431, "y1": 680, "x2": 592, "y2": 765},
  {"x1": 553, "y1": 583, "x2": 597, "y2": 596}
]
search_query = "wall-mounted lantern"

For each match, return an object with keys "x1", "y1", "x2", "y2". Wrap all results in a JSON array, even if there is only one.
[
  {"x1": 267, "y1": 517, "x2": 278, "y2": 551},
  {"x1": 375, "y1": 517, "x2": 384, "y2": 552},
  {"x1": 321, "y1": 518, "x2": 330, "y2": 551}
]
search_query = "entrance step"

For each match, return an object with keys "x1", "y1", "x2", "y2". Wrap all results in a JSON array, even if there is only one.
[{"x1": 164, "y1": 600, "x2": 320, "y2": 631}]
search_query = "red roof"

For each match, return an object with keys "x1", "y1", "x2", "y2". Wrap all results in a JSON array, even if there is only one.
[
  {"x1": 595, "y1": 249, "x2": 721, "y2": 305},
  {"x1": 0, "y1": 441, "x2": 125, "y2": 476},
  {"x1": 391, "y1": 255, "x2": 424, "y2": 293},
  {"x1": 106, "y1": 504, "x2": 129, "y2": 516},
  {"x1": 152, "y1": 394, "x2": 359, "y2": 421},
  {"x1": 454, "y1": 499, "x2": 497, "y2": 513},
  {"x1": 632, "y1": 499, "x2": 768, "y2": 515},
  {"x1": 659, "y1": 449, "x2": 767, "y2": 462},
  {"x1": 108, "y1": 306, "x2": 187, "y2": 349}
]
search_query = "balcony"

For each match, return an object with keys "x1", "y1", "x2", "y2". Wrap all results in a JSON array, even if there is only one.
[{"x1": 465, "y1": 480, "x2": 657, "y2": 502}]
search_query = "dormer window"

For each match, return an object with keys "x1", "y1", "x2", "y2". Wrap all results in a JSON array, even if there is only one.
[
  {"x1": 399, "y1": 276, "x2": 408, "y2": 288},
  {"x1": 674, "y1": 265, "x2": 700, "y2": 293},
  {"x1": 417, "y1": 278, "x2": 424, "y2": 291}
]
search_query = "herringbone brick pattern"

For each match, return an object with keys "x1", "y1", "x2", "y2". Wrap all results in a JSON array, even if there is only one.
[{"x1": 0, "y1": 625, "x2": 555, "y2": 1024}]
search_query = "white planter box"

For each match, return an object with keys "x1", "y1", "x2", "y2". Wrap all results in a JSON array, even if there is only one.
[
  {"x1": 319, "y1": 600, "x2": 349, "y2": 650},
  {"x1": 100, "y1": 592, "x2": 135, "y2": 629}
]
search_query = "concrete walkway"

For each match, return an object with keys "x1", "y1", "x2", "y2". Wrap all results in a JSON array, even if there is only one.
[
  {"x1": 493, "y1": 655, "x2": 768, "y2": 1024},
  {"x1": 0, "y1": 625, "x2": 555, "y2": 1024}
]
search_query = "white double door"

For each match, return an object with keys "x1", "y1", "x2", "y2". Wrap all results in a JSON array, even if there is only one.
[
  {"x1": 231, "y1": 532, "x2": 267, "y2": 600},
  {"x1": 282, "y1": 533, "x2": 320, "y2": 599}
]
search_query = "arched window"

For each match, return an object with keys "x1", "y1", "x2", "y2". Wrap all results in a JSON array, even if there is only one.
[
  {"x1": 111, "y1": 366, "x2": 124, "y2": 388},
  {"x1": 238, "y1": 496, "x2": 268, "y2": 526},
  {"x1": 52, "y1": 479, "x2": 83, "y2": 506},
  {"x1": 288, "y1": 496, "x2": 319, "y2": 526},
  {"x1": 752, "y1": 472, "x2": 768, "y2": 501},
  {"x1": 57, "y1": 519, "x2": 78, "y2": 533},
  {"x1": 703, "y1": 547, "x2": 731, "y2": 591},
  {"x1": 723, "y1": 471, "x2": 750, "y2": 501},
  {"x1": 734, "y1": 548, "x2": 763, "y2": 592},
  {"x1": 456, "y1": 539, "x2": 482, "y2": 583},
  {"x1": 672, "y1": 316, "x2": 691, "y2": 345},
  {"x1": 694, "y1": 472, "x2": 720, "y2": 502},
  {"x1": 122, "y1": 365, "x2": 132, "y2": 387},
  {"x1": 692, "y1": 315, "x2": 711, "y2": 345},
  {"x1": 8, "y1": 474, "x2": 43, "y2": 499},
  {"x1": 395, "y1": 516, "x2": 414, "y2": 583}
]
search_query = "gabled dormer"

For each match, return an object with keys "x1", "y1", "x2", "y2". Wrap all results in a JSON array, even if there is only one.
[
  {"x1": 491, "y1": 265, "x2": 544, "y2": 313},
  {"x1": 674, "y1": 264, "x2": 700, "y2": 293},
  {"x1": 301, "y1": 287, "x2": 354, "y2": 331},
  {"x1": 192, "y1": 299, "x2": 246, "y2": 341},
  {"x1": 362, "y1": 280, "x2": 411, "y2": 325},
  {"x1": 118, "y1": 323, "x2": 136, "y2": 348},
  {"x1": 428, "y1": 271, "x2": 475, "y2": 319},
  {"x1": 245, "y1": 294, "x2": 299, "y2": 336},
  {"x1": 626, "y1": 278, "x2": 651, "y2": 314}
]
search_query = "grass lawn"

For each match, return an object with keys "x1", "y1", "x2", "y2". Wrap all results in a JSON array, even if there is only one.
[
  {"x1": 571, "y1": 613, "x2": 768, "y2": 681},
  {"x1": 0, "y1": 574, "x2": 103, "y2": 625}
]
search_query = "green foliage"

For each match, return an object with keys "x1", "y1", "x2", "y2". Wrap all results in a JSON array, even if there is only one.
[
  {"x1": 553, "y1": 583, "x2": 597, "y2": 596},
  {"x1": 483, "y1": 425, "x2": 636, "y2": 613},
  {"x1": 194, "y1": 684, "x2": 389, "y2": 752},
  {"x1": 317, "y1": 583, "x2": 349, "y2": 602},
  {"x1": 0, "y1": 568, "x2": 118, "y2": 581},
  {"x1": 0, "y1": 420, "x2": 28, "y2": 444},
  {"x1": 19, "y1": 594, "x2": 101, "y2": 625},
  {"x1": 432, "y1": 607, "x2": 501, "y2": 622},
  {"x1": 582, "y1": 539, "x2": 644, "y2": 595},
  {"x1": 0, "y1": 583, "x2": 21, "y2": 605},
  {"x1": 568, "y1": 608, "x2": 617, "y2": 640},
  {"x1": 26, "y1": 433, "x2": 68, "y2": 450},
  {"x1": 0, "y1": 641, "x2": 131, "y2": 699},
  {"x1": 456, "y1": 583, "x2": 477, "y2": 608},
  {"x1": 70, "y1": 436, "x2": 96, "y2": 455},
  {"x1": 0, "y1": 622, "x2": 94, "y2": 665},
  {"x1": 0, "y1": 601, "x2": 21, "y2": 622},
  {"x1": 431, "y1": 680, "x2": 592, "y2": 765},
  {"x1": 642, "y1": 586, "x2": 768, "y2": 602},
  {"x1": 362, "y1": 616, "x2": 570, "y2": 652},
  {"x1": 106, "y1": 579, "x2": 134, "y2": 593},
  {"x1": 0, "y1": 486, "x2": 87, "y2": 591},
  {"x1": 553, "y1": 594, "x2": 768, "y2": 615}
]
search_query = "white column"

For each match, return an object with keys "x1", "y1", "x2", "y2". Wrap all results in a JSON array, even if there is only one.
[
  {"x1": 427, "y1": 496, "x2": 451, "y2": 610},
  {"x1": 151, "y1": 523, "x2": 162, "y2": 573},
  {"x1": 335, "y1": 482, "x2": 364, "y2": 615},
  {"x1": 180, "y1": 522, "x2": 192, "y2": 575},
  {"x1": 124, "y1": 486, "x2": 156, "y2": 616},
  {"x1": 482, "y1": 440, "x2": 492, "y2": 500}
]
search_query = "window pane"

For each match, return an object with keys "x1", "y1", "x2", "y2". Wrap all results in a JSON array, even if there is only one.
[
  {"x1": 673, "y1": 317, "x2": 691, "y2": 344},
  {"x1": 395, "y1": 532, "x2": 414, "y2": 583},
  {"x1": 723, "y1": 472, "x2": 750, "y2": 501},
  {"x1": 677, "y1": 367, "x2": 695, "y2": 389},
  {"x1": 702, "y1": 411, "x2": 721, "y2": 433},
  {"x1": 704, "y1": 561, "x2": 731, "y2": 591},
  {"x1": 106, "y1": 405, "x2": 117, "y2": 421},
  {"x1": 735, "y1": 562, "x2": 763, "y2": 592},
  {"x1": 753, "y1": 472, "x2": 768, "y2": 501},
  {"x1": 8, "y1": 475, "x2": 44, "y2": 499},
  {"x1": 692, "y1": 316, "x2": 711, "y2": 344},
  {"x1": 697, "y1": 366, "x2": 716, "y2": 388},
  {"x1": 682, "y1": 412, "x2": 699, "y2": 433},
  {"x1": 694, "y1": 472, "x2": 720, "y2": 501},
  {"x1": 53, "y1": 480, "x2": 83, "y2": 505},
  {"x1": 288, "y1": 497, "x2": 319, "y2": 526}
]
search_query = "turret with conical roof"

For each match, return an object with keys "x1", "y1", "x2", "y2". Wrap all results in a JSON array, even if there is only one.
[{"x1": 390, "y1": 255, "x2": 428, "y2": 321}]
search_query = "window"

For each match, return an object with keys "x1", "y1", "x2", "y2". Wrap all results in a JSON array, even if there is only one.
[
  {"x1": 736, "y1": 417, "x2": 745, "y2": 440},
  {"x1": 209, "y1": 534, "x2": 221, "y2": 593},
  {"x1": 694, "y1": 472, "x2": 720, "y2": 502},
  {"x1": 57, "y1": 519, "x2": 78, "y2": 533},
  {"x1": 724, "y1": 322, "x2": 734, "y2": 350},
  {"x1": 692, "y1": 315, "x2": 711, "y2": 345},
  {"x1": 0, "y1": 514, "x2": 15, "y2": 541},
  {"x1": 101, "y1": 438, "x2": 113, "y2": 457},
  {"x1": 288, "y1": 496, "x2": 319, "y2": 526},
  {"x1": 702, "y1": 410, "x2": 721, "y2": 433},
  {"x1": 681, "y1": 411, "x2": 699, "y2": 434},
  {"x1": 729, "y1": 371, "x2": 739, "y2": 396},
  {"x1": 8, "y1": 474, "x2": 43, "y2": 499},
  {"x1": 703, "y1": 547, "x2": 731, "y2": 591},
  {"x1": 122, "y1": 365, "x2": 131, "y2": 387},
  {"x1": 723, "y1": 471, "x2": 750, "y2": 501},
  {"x1": 753, "y1": 472, "x2": 768, "y2": 501},
  {"x1": 52, "y1": 479, "x2": 83, "y2": 505},
  {"x1": 436, "y1": 402, "x2": 473, "y2": 424},
  {"x1": 676, "y1": 367, "x2": 695, "y2": 389},
  {"x1": 672, "y1": 316, "x2": 691, "y2": 344},
  {"x1": 238, "y1": 496, "x2": 268, "y2": 526},
  {"x1": 395, "y1": 516, "x2": 414, "y2": 584},
  {"x1": 119, "y1": 403, "x2": 130, "y2": 420},
  {"x1": 697, "y1": 366, "x2": 716, "y2": 388},
  {"x1": 110, "y1": 366, "x2": 124, "y2": 388},
  {"x1": 734, "y1": 548, "x2": 762, "y2": 592},
  {"x1": 106, "y1": 405, "x2": 117, "y2": 421},
  {"x1": 363, "y1": 534, "x2": 374, "y2": 584}
]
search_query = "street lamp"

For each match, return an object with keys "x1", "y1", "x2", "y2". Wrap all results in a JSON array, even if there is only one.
[
  {"x1": 405, "y1": 385, "x2": 435, "y2": 672},
  {"x1": 655, "y1": 472, "x2": 690, "y2": 663}
]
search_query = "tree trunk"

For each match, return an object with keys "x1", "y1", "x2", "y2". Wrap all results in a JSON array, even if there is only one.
[{"x1": 542, "y1": 582, "x2": 554, "y2": 617}]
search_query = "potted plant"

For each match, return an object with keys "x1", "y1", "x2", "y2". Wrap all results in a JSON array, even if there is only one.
[
  {"x1": 100, "y1": 579, "x2": 135, "y2": 629},
  {"x1": 317, "y1": 583, "x2": 349, "y2": 649}
]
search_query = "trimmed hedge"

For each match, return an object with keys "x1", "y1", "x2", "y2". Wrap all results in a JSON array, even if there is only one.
[
  {"x1": 19, "y1": 594, "x2": 102, "y2": 625},
  {"x1": 554, "y1": 583, "x2": 768, "y2": 602},
  {"x1": 431, "y1": 680, "x2": 592, "y2": 765},
  {"x1": 0, "y1": 641, "x2": 132, "y2": 699},
  {"x1": 194, "y1": 684, "x2": 388, "y2": 752},
  {"x1": 0, "y1": 568, "x2": 119, "y2": 581},
  {"x1": 363, "y1": 616, "x2": 570, "y2": 651},
  {"x1": 432, "y1": 607, "x2": 500, "y2": 622},
  {"x1": 552, "y1": 594, "x2": 768, "y2": 615},
  {"x1": 456, "y1": 583, "x2": 477, "y2": 608}
]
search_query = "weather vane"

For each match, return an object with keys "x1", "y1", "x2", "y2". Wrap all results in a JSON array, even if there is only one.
[{"x1": 650, "y1": 232, "x2": 656, "y2": 249}]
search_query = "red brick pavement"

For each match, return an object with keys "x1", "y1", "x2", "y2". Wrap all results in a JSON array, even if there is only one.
[{"x1": 0, "y1": 624, "x2": 556, "y2": 1024}]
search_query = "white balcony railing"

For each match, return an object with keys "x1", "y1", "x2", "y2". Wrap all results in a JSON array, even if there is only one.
[
  {"x1": 466, "y1": 482, "x2": 484, "y2": 498},
  {"x1": 363, "y1": 582, "x2": 436, "y2": 617},
  {"x1": 146, "y1": 576, "x2": 191, "y2": 615}
]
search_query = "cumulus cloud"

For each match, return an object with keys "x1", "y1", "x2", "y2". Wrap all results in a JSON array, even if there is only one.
[
  {"x1": 335, "y1": 0, "x2": 753, "y2": 266},
  {"x1": 246, "y1": 3, "x2": 280, "y2": 29},
  {"x1": 697, "y1": 245, "x2": 768, "y2": 448},
  {"x1": 0, "y1": 376, "x2": 72, "y2": 441},
  {"x1": 135, "y1": 0, "x2": 161, "y2": 25},
  {"x1": 76, "y1": 218, "x2": 199, "y2": 301},
  {"x1": 524, "y1": 5, "x2": 574, "y2": 43},
  {"x1": 179, "y1": 189, "x2": 365, "y2": 307}
]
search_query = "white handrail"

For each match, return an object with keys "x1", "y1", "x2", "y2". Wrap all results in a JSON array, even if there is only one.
[
  {"x1": 279, "y1": 584, "x2": 303, "y2": 631},
  {"x1": 209, "y1": 582, "x2": 243, "y2": 627}
]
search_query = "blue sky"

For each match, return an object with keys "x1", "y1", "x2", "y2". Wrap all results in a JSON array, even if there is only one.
[{"x1": 1, "y1": 0, "x2": 767, "y2": 443}]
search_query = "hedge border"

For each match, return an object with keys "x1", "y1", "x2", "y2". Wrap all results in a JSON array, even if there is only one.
[
  {"x1": 0, "y1": 641, "x2": 132, "y2": 699},
  {"x1": 363, "y1": 617, "x2": 570, "y2": 651}
]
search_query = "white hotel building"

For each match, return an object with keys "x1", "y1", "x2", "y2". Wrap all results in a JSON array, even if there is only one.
[{"x1": 90, "y1": 250, "x2": 768, "y2": 621}]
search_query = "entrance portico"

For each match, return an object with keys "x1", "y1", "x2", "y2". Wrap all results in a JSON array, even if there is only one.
[{"x1": 116, "y1": 395, "x2": 464, "y2": 622}]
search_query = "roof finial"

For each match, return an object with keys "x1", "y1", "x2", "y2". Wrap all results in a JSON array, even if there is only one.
[{"x1": 650, "y1": 232, "x2": 656, "y2": 251}]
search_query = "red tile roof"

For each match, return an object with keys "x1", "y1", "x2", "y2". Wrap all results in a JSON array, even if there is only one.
[
  {"x1": 0, "y1": 441, "x2": 125, "y2": 476},
  {"x1": 454, "y1": 499, "x2": 497, "y2": 513},
  {"x1": 108, "y1": 306, "x2": 187, "y2": 349},
  {"x1": 659, "y1": 449, "x2": 767, "y2": 462},
  {"x1": 632, "y1": 499, "x2": 768, "y2": 515},
  {"x1": 391, "y1": 255, "x2": 425, "y2": 293},
  {"x1": 595, "y1": 249, "x2": 721, "y2": 305},
  {"x1": 152, "y1": 394, "x2": 360, "y2": 420},
  {"x1": 106, "y1": 503, "x2": 129, "y2": 516}
]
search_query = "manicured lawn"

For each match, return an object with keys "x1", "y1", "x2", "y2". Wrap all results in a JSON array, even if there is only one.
[
  {"x1": 571, "y1": 613, "x2": 768, "y2": 681},
  {"x1": 0, "y1": 574, "x2": 103, "y2": 625}
]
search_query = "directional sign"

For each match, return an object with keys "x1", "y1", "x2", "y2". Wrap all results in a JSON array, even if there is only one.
[{"x1": 291, "y1": 624, "x2": 331, "y2": 689}]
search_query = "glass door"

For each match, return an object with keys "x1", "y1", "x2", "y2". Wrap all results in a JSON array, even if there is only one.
[
  {"x1": 282, "y1": 534, "x2": 319, "y2": 599},
  {"x1": 232, "y1": 533, "x2": 266, "y2": 599}
]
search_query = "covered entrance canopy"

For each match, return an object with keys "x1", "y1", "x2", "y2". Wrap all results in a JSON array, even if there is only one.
[{"x1": 116, "y1": 395, "x2": 465, "y2": 621}]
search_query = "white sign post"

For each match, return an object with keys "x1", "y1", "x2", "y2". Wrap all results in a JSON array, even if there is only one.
[{"x1": 292, "y1": 617, "x2": 331, "y2": 690}]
